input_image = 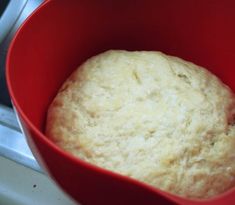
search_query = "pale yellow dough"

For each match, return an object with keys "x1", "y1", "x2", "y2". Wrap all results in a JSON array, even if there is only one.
[{"x1": 46, "y1": 50, "x2": 235, "y2": 199}]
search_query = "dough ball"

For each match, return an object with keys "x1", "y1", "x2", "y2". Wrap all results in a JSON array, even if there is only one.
[{"x1": 46, "y1": 50, "x2": 235, "y2": 199}]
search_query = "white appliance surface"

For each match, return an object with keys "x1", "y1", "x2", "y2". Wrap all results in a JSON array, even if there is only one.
[{"x1": 0, "y1": 156, "x2": 78, "y2": 205}]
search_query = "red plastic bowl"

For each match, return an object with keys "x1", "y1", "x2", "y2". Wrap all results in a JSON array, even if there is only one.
[{"x1": 6, "y1": 0, "x2": 235, "y2": 204}]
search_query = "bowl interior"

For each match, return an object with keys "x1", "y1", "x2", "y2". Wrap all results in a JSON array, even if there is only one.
[
  {"x1": 7, "y1": 0, "x2": 235, "y2": 204},
  {"x1": 8, "y1": 0, "x2": 235, "y2": 132}
]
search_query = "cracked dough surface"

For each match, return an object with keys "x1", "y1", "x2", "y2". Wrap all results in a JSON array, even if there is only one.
[{"x1": 46, "y1": 50, "x2": 235, "y2": 199}]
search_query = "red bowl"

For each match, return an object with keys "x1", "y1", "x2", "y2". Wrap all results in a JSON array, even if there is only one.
[{"x1": 6, "y1": 0, "x2": 235, "y2": 204}]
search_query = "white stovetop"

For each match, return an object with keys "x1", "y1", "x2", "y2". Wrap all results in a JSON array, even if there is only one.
[
  {"x1": 0, "y1": 156, "x2": 78, "y2": 205},
  {"x1": 0, "y1": 105, "x2": 81, "y2": 205}
]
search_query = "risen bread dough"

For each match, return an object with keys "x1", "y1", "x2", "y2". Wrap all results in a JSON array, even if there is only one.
[{"x1": 46, "y1": 50, "x2": 235, "y2": 199}]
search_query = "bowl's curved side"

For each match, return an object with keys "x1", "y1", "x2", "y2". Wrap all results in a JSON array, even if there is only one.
[{"x1": 5, "y1": 0, "x2": 179, "y2": 204}]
